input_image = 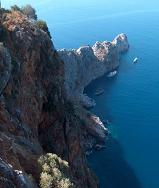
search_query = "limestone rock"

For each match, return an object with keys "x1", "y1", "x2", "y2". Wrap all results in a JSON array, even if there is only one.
[{"x1": 58, "y1": 33, "x2": 129, "y2": 106}]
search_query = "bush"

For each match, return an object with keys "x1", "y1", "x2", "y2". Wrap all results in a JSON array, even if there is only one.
[
  {"x1": 37, "y1": 20, "x2": 51, "y2": 38},
  {"x1": 21, "y1": 4, "x2": 37, "y2": 20},
  {"x1": 38, "y1": 153, "x2": 74, "y2": 188}
]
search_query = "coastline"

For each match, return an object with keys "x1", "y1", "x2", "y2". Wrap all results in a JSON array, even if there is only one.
[
  {"x1": 85, "y1": 71, "x2": 143, "y2": 188},
  {"x1": 0, "y1": 6, "x2": 130, "y2": 188},
  {"x1": 58, "y1": 33, "x2": 129, "y2": 107},
  {"x1": 58, "y1": 33, "x2": 129, "y2": 148}
]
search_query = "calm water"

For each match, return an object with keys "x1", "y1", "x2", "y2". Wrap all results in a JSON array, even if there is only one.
[{"x1": 4, "y1": 1, "x2": 159, "y2": 187}]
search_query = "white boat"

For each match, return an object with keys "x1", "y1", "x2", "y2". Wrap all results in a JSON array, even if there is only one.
[
  {"x1": 107, "y1": 70, "x2": 117, "y2": 78},
  {"x1": 133, "y1": 57, "x2": 138, "y2": 63}
]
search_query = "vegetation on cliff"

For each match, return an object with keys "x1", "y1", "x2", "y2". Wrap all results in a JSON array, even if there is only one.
[
  {"x1": 38, "y1": 154, "x2": 74, "y2": 188},
  {"x1": 37, "y1": 20, "x2": 51, "y2": 38},
  {"x1": 10, "y1": 4, "x2": 51, "y2": 38}
]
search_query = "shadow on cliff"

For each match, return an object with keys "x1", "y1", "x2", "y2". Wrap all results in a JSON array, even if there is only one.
[{"x1": 88, "y1": 136, "x2": 143, "y2": 188}]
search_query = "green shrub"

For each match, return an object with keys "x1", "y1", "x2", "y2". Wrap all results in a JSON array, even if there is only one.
[
  {"x1": 38, "y1": 153, "x2": 74, "y2": 188},
  {"x1": 37, "y1": 20, "x2": 51, "y2": 38}
]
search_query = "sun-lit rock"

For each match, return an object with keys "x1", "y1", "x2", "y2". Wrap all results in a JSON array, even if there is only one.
[{"x1": 58, "y1": 33, "x2": 129, "y2": 107}]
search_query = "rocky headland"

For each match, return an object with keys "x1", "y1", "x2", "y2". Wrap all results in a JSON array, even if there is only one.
[
  {"x1": 0, "y1": 6, "x2": 129, "y2": 188},
  {"x1": 58, "y1": 34, "x2": 129, "y2": 107}
]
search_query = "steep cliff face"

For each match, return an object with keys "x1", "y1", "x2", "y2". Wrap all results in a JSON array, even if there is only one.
[
  {"x1": 0, "y1": 7, "x2": 130, "y2": 188},
  {"x1": 58, "y1": 34, "x2": 129, "y2": 106},
  {"x1": 0, "y1": 10, "x2": 98, "y2": 188}
]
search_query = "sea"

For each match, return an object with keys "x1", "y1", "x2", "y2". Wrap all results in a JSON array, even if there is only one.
[{"x1": 4, "y1": 0, "x2": 159, "y2": 187}]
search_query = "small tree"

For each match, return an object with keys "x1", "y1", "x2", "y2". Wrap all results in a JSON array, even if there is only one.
[
  {"x1": 38, "y1": 153, "x2": 75, "y2": 188},
  {"x1": 21, "y1": 4, "x2": 37, "y2": 20},
  {"x1": 37, "y1": 20, "x2": 51, "y2": 38}
]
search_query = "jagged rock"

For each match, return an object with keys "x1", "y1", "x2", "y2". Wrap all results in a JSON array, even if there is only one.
[
  {"x1": 80, "y1": 93, "x2": 96, "y2": 108},
  {"x1": 88, "y1": 115, "x2": 108, "y2": 141},
  {"x1": 0, "y1": 10, "x2": 98, "y2": 188},
  {"x1": 0, "y1": 158, "x2": 38, "y2": 188},
  {"x1": 58, "y1": 33, "x2": 129, "y2": 106},
  {"x1": 76, "y1": 107, "x2": 108, "y2": 143},
  {"x1": 0, "y1": 8, "x2": 129, "y2": 188}
]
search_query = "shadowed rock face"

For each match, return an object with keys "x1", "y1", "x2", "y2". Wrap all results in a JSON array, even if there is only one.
[
  {"x1": 58, "y1": 34, "x2": 129, "y2": 105},
  {"x1": 0, "y1": 10, "x2": 98, "y2": 188},
  {"x1": 0, "y1": 158, "x2": 38, "y2": 188},
  {"x1": 0, "y1": 43, "x2": 11, "y2": 95}
]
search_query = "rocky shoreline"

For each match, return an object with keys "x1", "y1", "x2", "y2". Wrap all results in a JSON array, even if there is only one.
[
  {"x1": 0, "y1": 6, "x2": 129, "y2": 188},
  {"x1": 58, "y1": 33, "x2": 129, "y2": 148},
  {"x1": 58, "y1": 33, "x2": 129, "y2": 107}
]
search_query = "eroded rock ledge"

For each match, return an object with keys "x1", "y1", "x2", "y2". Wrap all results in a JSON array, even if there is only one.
[{"x1": 58, "y1": 34, "x2": 129, "y2": 107}]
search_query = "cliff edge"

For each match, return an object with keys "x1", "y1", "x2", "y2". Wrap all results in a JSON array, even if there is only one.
[
  {"x1": 0, "y1": 9, "x2": 98, "y2": 188},
  {"x1": 59, "y1": 34, "x2": 129, "y2": 107},
  {"x1": 0, "y1": 6, "x2": 129, "y2": 188}
]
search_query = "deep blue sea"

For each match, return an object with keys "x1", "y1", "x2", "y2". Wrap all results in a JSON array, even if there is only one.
[{"x1": 4, "y1": 1, "x2": 159, "y2": 188}]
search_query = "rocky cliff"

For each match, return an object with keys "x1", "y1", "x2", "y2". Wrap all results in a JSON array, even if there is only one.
[
  {"x1": 0, "y1": 9, "x2": 99, "y2": 188},
  {"x1": 58, "y1": 34, "x2": 129, "y2": 107},
  {"x1": 0, "y1": 7, "x2": 129, "y2": 188}
]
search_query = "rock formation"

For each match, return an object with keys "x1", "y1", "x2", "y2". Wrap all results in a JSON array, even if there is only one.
[
  {"x1": 0, "y1": 7, "x2": 129, "y2": 188},
  {"x1": 0, "y1": 10, "x2": 98, "y2": 188},
  {"x1": 58, "y1": 34, "x2": 129, "y2": 107}
]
